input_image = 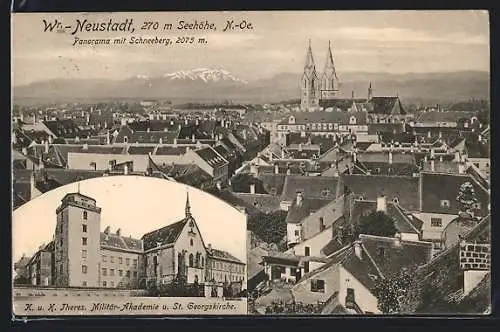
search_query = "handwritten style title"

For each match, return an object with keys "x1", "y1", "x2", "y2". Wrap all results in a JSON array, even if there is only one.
[{"x1": 42, "y1": 18, "x2": 254, "y2": 35}]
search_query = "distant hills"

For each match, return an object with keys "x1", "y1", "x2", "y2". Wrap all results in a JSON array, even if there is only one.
[{"x1": 13, "y1": 69, "x2": 489, "y2": 105}]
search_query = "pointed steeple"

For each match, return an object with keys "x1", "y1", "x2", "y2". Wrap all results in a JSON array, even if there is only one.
[
  {"x1": 304, "y1": 39, "x2": 316, "y2": 71},
  {"x1": 368, "y1": 82, "x2": 373, "y2": 100},
  {"x1": 320, "y1": 40, "x2": 341, "y2": 98},
  {"x1": 185, "y1": 188, "x2": 191, "y2": 218},
  {"x1": 324, "y1": 40, "x2": 336, "y2": 72}
]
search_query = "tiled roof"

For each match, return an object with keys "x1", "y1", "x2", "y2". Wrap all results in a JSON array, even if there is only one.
[
  {"x1": 259, "y1": 173, "x2": 287, "y2": 196},
  {"x1": 142, "y1": 218, "x2": 187, "y2": 251},
  {"x1": 279, "y1": 111, "x2": 368, "y2": 125},
  {"x1": 35, "y1": 168, "x2": 105, "y2": 193},
  {"x1": 128, "y1": 130, "x2": 180, "y2": 144},
  {"x1": 195, "y1": 146, "x2": 228, "y2": 168},
  {"x1": 420, "y1": 172, "x2": 489, "y2": 216},
  {"x1": 319, "y1": 98, "x2": 367, "y2": 110},
  {"x1": 127, "y1": 146, "x2": 156, "y2": 155},
  {"x1": 413, "y1": 216, "x2": 490, "y2": 313},
  {"x1": 208, "y1": 248, "x2": 243, "y2": 264},
  {"x1": 415, "y1": 111, "x2": 476, "y2": 123},
  {"x1": 280, "y1": 175, "x2": 340, "y2": 202},
  {"x1": 367, "y1": 123, "x2": 406, "y2": 135},
  {"x1": 43, "y1": 119, "x2": 81, "y2": 138},
  {"x1": 341, "y1": 174, "x2": 420, "y2": 211},
  {"x1": 356, "y1": 151, "x2": 415, "y2": 164},
  {"x1": 369, "y1": 97, "x2": 405, "y2": 115},
  {"x1": 359, "y1": 234, "x2": 432, "y2": 278},
  {"x1": 155, "y1": 146, "x2": 189, "y2": 155},
  {"x1": 232, "y1": 193, "x2": 281, "y2": 214},
  {"x1": 285, "y1": 198, "x2": 331, "y2": 224},
  {"x1": 100, "y1": 232, "x2": 143, "y2": 252},
  {"x1": 353, "y1": 161, "x2": 420, "y2": 177},
  {"x1": 128, "y1": 120, "x2": 180, "y2": 132}
]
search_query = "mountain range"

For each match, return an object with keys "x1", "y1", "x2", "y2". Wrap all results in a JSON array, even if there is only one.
[{"x1": 13, "y1": 68, "x2": 490, "y2": 105}]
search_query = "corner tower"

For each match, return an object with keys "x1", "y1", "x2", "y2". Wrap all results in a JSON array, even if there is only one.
[{"x1": 53, "y1": 190, "x2": 102, "y2": 287}]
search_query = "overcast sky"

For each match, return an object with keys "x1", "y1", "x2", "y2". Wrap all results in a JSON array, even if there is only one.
[
  {"x1": 12, "y1": 176, "x2": 246, "y2": 264},
  {"x1": 12, "y1": 10, "x2": 489, "y2": 85}
]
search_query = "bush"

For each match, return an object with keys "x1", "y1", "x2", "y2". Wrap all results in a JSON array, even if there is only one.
[
  {"x1": 247, "y1": 211, "x2": 288, "y2": 245},
  {"x1": 357, "y1": 211, "x2": 398, "y2": 238}
]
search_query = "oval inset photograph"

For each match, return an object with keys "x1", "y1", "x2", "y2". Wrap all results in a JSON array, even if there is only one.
[{"x1": 12, "y1": 176, "x2": 248, "y2": 316}]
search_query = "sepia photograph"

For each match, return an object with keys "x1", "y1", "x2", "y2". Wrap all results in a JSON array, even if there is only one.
[
  {"x1": 11, "y1": 10, "x2": 490, "y2": 316},
  {"x1": 12, "y1": 177, "x2": 248, "y2": 315}
]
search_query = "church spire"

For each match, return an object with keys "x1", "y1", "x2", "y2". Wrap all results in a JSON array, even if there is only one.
[
  {"x1": 185, "y1": 188, "x2": 191, "y2": 218},
  {"x1": 304, "y1": 39, "x2": 316, "y2": 71},
  {"x1": 324, "y1": 40, "x2": 336, "y2": 72},
  {"x1": 368, "y1": 82, "x2": 373, "y2": 100}
]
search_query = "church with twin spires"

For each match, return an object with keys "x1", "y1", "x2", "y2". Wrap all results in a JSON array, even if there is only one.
[{"x1": 300, "y1": 40, "x2": 404, "y2": 117}]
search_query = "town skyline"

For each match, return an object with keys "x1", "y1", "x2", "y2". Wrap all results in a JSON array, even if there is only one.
[{"x1": 12, "y1": 10, "x2": 489, "y2": 86}]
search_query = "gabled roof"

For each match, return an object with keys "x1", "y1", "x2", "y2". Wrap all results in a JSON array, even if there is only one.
[
  {"x1": 341, "y1": 174, "x2": 420, "y2": 211},
  {"x1": 279, "y1": 111, "x2": 368, "y2": 125},
  {"x1": 100, "y1": 232, "x2": 143, "y2": 252},
  {"x1": 359, "y1": 234, "x2": 432, "y2": 278},
  {"x1": 207, "y1": 248, "x2": 244, "y2": 264},
  {"x1": 35, "y1": 168, "x2": 105, "y2": 193},
  {"x1": 141, "y1": 218, "x2": 188, "y2": 251},
  {"x1": 280, "y1": 175, "x2": 340, "y2": 202},
  {"x1": 369, "y1": 96, "x2": 405, "y2": 115},
  {"x1": 194, "y1": 146, "x2": 228, "y2": 168},
  {"x1": 286, "y1": 198, "x2": 332, "y2": 224}
]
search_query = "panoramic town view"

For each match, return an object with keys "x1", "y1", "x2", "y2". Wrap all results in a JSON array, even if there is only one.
[{"x1": 12, "y1": 11, "x2": 490, "y2": 315}]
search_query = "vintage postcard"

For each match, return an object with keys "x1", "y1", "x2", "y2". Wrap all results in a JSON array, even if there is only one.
[{"x1": 12, "y1": 10, "x2": 490, "y2": 317}]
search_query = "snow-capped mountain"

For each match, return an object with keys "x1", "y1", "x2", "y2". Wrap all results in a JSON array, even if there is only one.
[{"x1": 162, "y1": 68, "x2": 248, "y2": 84}]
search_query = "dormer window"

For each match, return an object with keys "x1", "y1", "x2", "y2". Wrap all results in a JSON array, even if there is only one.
[
  {"x1": 440, "y1": 200, "x2": 451, "y2": 208},
  {"x1": 377, "y1": 247, "x2": 386, "y2": 258},
  {"x1": 321, "y1": 189, "x2": 330, "y2": 198},
  {"x1": 392, "y1": 196, "x2": 399, "y2": 204},
  {"x1": 349, "y1": 116, "x2": 357, "y2": 125}
]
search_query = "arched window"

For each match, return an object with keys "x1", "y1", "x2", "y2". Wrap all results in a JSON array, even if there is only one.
[
  {"x1": 195, "y1": 252, "x2": 200, "y2": 267},
  {"x1": 83, "y1": 211, "x2": 87, "y2": 220},
  {"x1": 189, "y1": 254, "x2": 194, "y2": 267},
  {"x1": 177, "y1": 253, "x2": 182, "y2": 273},
  {"x1": 201, "y1": 257, "x2": 204, "y2": 267},
  {"x1": 190, "y1": 239, "x2": 193, "y2": 246}
]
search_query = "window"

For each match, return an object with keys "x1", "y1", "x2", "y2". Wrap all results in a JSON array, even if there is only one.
[
  {"x1": 305, "y1": 246, "x2": 310, "y2": 257},
  {"x1": 119, "y1": 270, "x2": 123, "y2": 277},
  {"x1": 201, "y1": 257, "x2": 205, "y2": 267},
  {"x1": 320, "y1": 217, "x2": 325, "y2": 231},
  {"x1": 119, "y1": 257, "x2": 123, "y2": 264},
  {"x1": 82, "y1": 237, "x2": 87, "y2": 245},
  {"x1": 190, "y1": 239, "x2": 194, "y2": 246},
  {"x1": 473, "y1": 203, "x2": 481, "y2": 209},
  {"x1": 346, "y1": 288, "x2": 355, "y2": 308},
  {"x1": 126, "y1": 258, "x2": 130, "y2": 266},
  {"x1": 474, "y1": 163, "x2": 480, "y2": 168},
  {"x1": 133, "y1": 259, "x2": 138, "y2": 267},
  {"x1": 440, "y1": 200, "x2": 451, "y2": 208},
  {"x1": 133, "y1": 271, "x2": 137, "y2": 277},
  {"x1": 102, "y1": 268, "x2": 107, "y2": 276},
  {"x1": 110, "y1": 269, "x2": 115, "y2": 276},
  {"x1": 431, "y1": 218, "x2": 443, "y2": 227},
  {"x1": 189, "y1": 254, "x2": 194, "y2": 267},
  {"x1": 82, "y1": 250, "x2": 87, "y2": 258},
  {"x1": 110, "y1": 281, "x2": 115, "y2": 287},
  {"x1": 102, "y1": 255, "x2": 107, "y2": 262},
  {"x1": 82, "y1": 224, "x2": 87, "y2": 232},
  {"x1": 310, "y1": 279, "x2": 325, "y2": 293},
  {"x1": 102, "y1": 281, "x2": 107, "y2": 287},
  {"x1": 82, "y1": 265, "x2": 87, "y2": 274},
  {"x1": 83, "y1": 211, "x2": 88, "y2": 220},
  {"x1": 82, "y1": 281, "x2": 87, "y2": 287},
  {"x1": 375, "y1": 168, "x2": 381, "y2": 173},
  {"x1": 294, "y1": 230, "x2": 300, "y2": 236},
  {"x1": 392, "y1": 197, "x2": 399, "y2": 204},
  {"x1": 111, "y1": 256, "x2": 115, "y2": 263},
  {"x1": 126, "y1": 271, "x2": 131, "y2": 278}
]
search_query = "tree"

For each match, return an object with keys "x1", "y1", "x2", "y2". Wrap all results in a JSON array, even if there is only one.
[
  {"x1": 357, "y1": 211, "x2": 398, "y2": 238},
  {"x1": 456, "y1": 181, "x2": 478, "y2": 213},
  {"x1": 247, "y1": 210, "x2": 288, "y2": 246},
  {"x1": 372, "y1": 265, "x2": 420, "y2": 314}
]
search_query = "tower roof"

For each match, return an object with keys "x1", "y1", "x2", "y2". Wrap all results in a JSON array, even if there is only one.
[
  {"x1": 303, "y1": 39, "x2": 317, "y2": 78},
  {"x1": 323, "y1": 40, "x2": 339, "y2": 81},
  {"x1": 185, "y1": 188, "x2": 191, "y2": 218}
]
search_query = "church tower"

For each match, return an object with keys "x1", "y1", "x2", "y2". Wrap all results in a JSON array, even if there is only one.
[
  {"x1": 300, "y1": 40, "x2": 320, "y2": 110},
  {"x1": 368, "y1": 82, "x2": 373, "y2": 100},
  {"x1": 320, "y1": 41, "x2": 342, "y2": 100}
]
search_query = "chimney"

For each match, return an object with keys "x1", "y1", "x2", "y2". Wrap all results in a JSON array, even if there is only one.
[
  {"x1": 478, "y1": 134, "x2": 482, "y2": 142},
  {"x1": 170, "y1": 120, "x2": 174, "y2": 126},
  {"x1": 286, "y1": 167, "x2": 291, "y2": 175},
  {"x1": 298, "y1": 143, "x2": 303, "y2": 152},
  {"x1": 388, "y1": 151, "x2": 393, "y2": 164},
  {"x1": 376, "y1": 194, "x2": 387, "y2": 212},
  {"x1": 274, "y1": 163, "x2": 279, "y2": 174},
  {"x1": 106, "y1": 131, "x2": 111, "y2": 145},
  {"x1": 116, "y1": 228, "x2": 121, "y2": 236},
  {"x1": 352, "y1": 151, "x2": 357, "y2": 163},
  {"x1": 173, "y1": 138, "x2": 178, "y2": 147},
  {"x1": 281, "y1": 149, "x2": 285, "y2": 159},
  {"x1": 296, "y1": 192, "x2": 303, "y2": 206},
  {"x1": 250, "y1": 183, "x2": 255, "y2": 194},
  {"x1": 178, "y1": 124, "x2": 181, "y2": 130},
  {"x1": 439, "y1": 155, "x2": 443, "y2": 162},
  {"x1": 394, "y1": 232, "x2": 402, "y2": 247},
  {"x1": 104, "y1": 226, "x2": 110, "y2": 234},
  {"x1": 185, "y1": 118, "x2": 188, "y2": 125},
  {"x1": 21, "y1": 146, "x2": 28, "y2": 155},
  {"x1": 430, "y1": 148, "x2": 435, "y2": 159},
  {"x1": 458, "y1": 162, "x2": 466, "y2": 174},
  {"x1": 196, "y1": 118, "x2": 199, "y2": 126},
  {"x1": 354, "y1": 241, "x2": 362, "y2": 260},
  {"x1": 439, "y1": 131, "x2": 442, "y2": 139},
  {"x1": 159, "y1": 138, "x2": 163, "y2": 145},
  {"x1": 196, "y1": 140, "x2": 202, "y2": 149},
  {"x1": 147, "y1": 127, "x2": 150, "y2": 132},
  {"x1": 123, "y1": 163, "x2": 129, "y2": 175},
  {"x1": 83, "y1": 143, "x2": 89, "y2": 150},
  {"x1": 300, "y1": 131, "x2": 306, "y2": 138},
  {"x1": 121, "y1": 118, "x2": 127, "y2": 126},
  {"x1": 191, "y1": 134, "x2": 195, "y2": 143},
  {"x1": 207, "y1": 243, "x2": 212, "y2": 252},
  {"x1": 44, "y1": 140, "x2": 49, "y2": 153},
  {"x1": 48, "y1": 136, "x2": 53, "y2": 144},
  {"x1": 427, "y1": 131, "x2": 431, "y2": 138},
  {"x1": 430, "y1": 159, "x2": 435, "y2": 172}
]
